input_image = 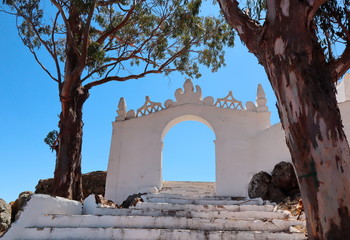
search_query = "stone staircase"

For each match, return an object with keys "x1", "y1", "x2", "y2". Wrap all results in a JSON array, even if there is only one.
[{"x1": 2, "y1": 181, "x2": 307, "y2": 240}]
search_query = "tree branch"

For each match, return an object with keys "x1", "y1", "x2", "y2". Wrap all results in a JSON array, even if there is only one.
[
  {"x1": 307, "y1": 0, "x2": 328, "y2": 24},
  {"x1": 29, "y1": 47, "x2": 59, "y2": 83},
  {"x1": 96, "y1": 1, "x2": 136, "y2": 44},
  {"x1": 97, "y1": 0, "x2": 123, "y2": 7},
  {"x1": 84, "y1": 69, "x2": 163, "y2": 90},
  {"x1": 330, "y1": 44, "x2": 350, "y2": 81},
  {"x1": 81, "y1": 0, "x2": 97, "y2": 63},
  {"x1": 52, "y1": 11, "x2": 62, "y2": 84},
  {"x1": 50, "y1": 0, "x2": 80, "y2": 56},
  {"x1": 217, "y1": 0, "x2": 261, "y2": 55}
]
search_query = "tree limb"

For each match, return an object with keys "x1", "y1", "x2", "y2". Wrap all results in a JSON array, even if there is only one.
[
  {"x1": 50, "y1": 0, "x2": 80, "y2": 56},
  {"x1": 81, "y1": 0, "x2": 97, "y2": 64},
  {"x1": 307, "y1": 0, "x2": 328, "y2": 24},
  {"x1": 97, "y1": 0, "x2": 123, "y2": 7},
  {"x1": 28, "y1": 47, "x2": 59, "y2": 83},
  {"x1": 330, "y1": 44, "x2": 350, "y2": 81},
  {"x1": 52, "y1": 11, "x2": 62, "y2": 84},
  {"x1": 84, "y1": 69, "x2": 163, "y2": 90},
  {"x1": 217, "y1": 0, "x2": 261, "y2": 54},
  {"x1": 96, "y1": 1, "x2": 136, "y2": 44}
]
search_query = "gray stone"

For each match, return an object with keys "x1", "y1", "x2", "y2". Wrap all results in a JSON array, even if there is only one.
[
  {"x1": 35, "y1": 171, "x2": 107, "y2": 199},
  {"x1": 268, "y1": 184, "x2": 287, "y2": 203},
  {"x1": 11, "y1": 191, "x2": 33, "y2": 222},
  {"x1": 271, "y1": 161, "x2": 299, "y2": 195},
  {"x1": 0, "y1": 198, "x2": 11, "y2": 234},
  {"x1": 248, "y1": 171, "x2": 271, "y2": 200}
]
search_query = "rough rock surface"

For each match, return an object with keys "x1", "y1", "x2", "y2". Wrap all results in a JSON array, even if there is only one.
[
  {"x1": 95, "y1": 194, "x2": 118, "y2": 208},
  {"x1": 35, "y1": 171, "x2": 106, "y2": 199},
  {"x1": 271, "y1": 161, "x2": 299, "y2": 195},
  {"x1": 0, "y1": 198, "x2": 11, "y2": 235},
  {"x1": 248, "y1": 161, "x2": 300, "y2": 203},
  {"x1": 248, "y1": 171, "x2": 271, "y2": 200},
  {"x1": 82, "y1": 171, "x2": 106, "y2": 198},
  {"x1": 10, "y1": 191, "x2": 33, "y2": 222},
  {"x1": 120, "y1": 193, "x2": 144, "y2": 208}
]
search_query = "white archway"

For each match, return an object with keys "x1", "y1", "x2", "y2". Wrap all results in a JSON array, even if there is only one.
[
  {"x1": 105, "y1": 79, "x2": 272, "y2": 204},
  {"x1": 162, "y1": 119, "x2": 216, "y2": 183}
]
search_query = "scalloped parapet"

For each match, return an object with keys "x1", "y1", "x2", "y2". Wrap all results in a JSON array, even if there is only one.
[
  {"x1": 114, "y1": 79, "x2": 268, "y2": 121},
  {"x1": 215, "y1": 91, "x2": 243, "y2": 110},
  {"x1": 173, "y1": 79, "x2": 202, "y2": 106}
]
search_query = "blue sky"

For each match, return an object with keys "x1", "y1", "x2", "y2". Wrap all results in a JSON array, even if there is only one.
[{"x1": 0, "y1": 5, "x2": 279, "y2": 203}]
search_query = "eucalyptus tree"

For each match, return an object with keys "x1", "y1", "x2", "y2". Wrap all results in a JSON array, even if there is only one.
[
  {"x1": 3, "y1": 0, "x2": 234, "y2": 201},
  {"x1": 218, "y1": 0, "x2": 350, "y2": 239}
]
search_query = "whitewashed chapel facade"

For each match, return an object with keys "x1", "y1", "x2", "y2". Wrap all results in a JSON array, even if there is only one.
[{"x1": 106, "y1": 74, "x2": 350, "y2": 204}]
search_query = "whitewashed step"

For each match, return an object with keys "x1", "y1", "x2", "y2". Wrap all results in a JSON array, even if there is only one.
[
  {"x1": 142, "y1": 194, "x2": 266, "y2": 205},
  {"x1": 85, "y1": 207, "x2": 288, "y2": 220},
  {"x1": 23, "y1": 227, "x2": 307, "y2": 240},
  {"x1": 133, "y1": 201, "x2": 276, "y2": 212},
  {"x1": 32, "y1": 215, "x2": 305, "y2": 232}
]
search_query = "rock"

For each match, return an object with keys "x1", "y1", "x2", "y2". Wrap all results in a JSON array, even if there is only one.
[
  {"x1": 82, "y1": 171, "x2": 106, "y2": 199},
  {"x1": 267, "y1": 184, "x2": 287, "y2": 203},
  {"x1": 120, "y1": 193, "x2": 144, "y2": 208},
  {"x1": 35, "y1": 178, "x2": 54, "y2": 195},
  {"x1": 0, "y1": 198, "x2": 11, "y2": 234},
  {"x1": 10, "y1": 191, "x2": 33, "y2": 222},
  {"x1": 248, "y1": 171, "x2": 271, "y2": 200},
  {"x1": 35, "y1": 171, "x2": 107, "y2": 199},
  {"x1": 95, "y1": 194, "x2": 118, "y2": 208},
  {"x1": 271, "y1": 161, "x2": 299, "y2": 195}
]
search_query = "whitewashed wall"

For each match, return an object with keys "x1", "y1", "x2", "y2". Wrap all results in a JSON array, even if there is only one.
[{"x1": 106, "y1": 74, "x2": 350, "y2": 204}]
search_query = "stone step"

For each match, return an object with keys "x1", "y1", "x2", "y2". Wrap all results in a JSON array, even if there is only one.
[
  {"x1": 23, "y1": 227, "x2": 307, "y2": 240},
  {"x1": 32, "y1": 214, "x2": 305, "y2": 232},
  {"x1": 142, "y1": 194, "x2": 266, "y2": 205},
  {"x1": 133, "y1": 201, "x2": 276, "y2": 212},
  {"x1": 84, "y1": 207, "x2": 288, "y2": 220}
]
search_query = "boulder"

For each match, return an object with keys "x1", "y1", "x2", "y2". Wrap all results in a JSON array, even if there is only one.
[
  {"x1": 0, "y1": 198, "x2": 11, "y2": 234},
  {"x1": 35, "y1": 178, "x2": 53, "y2": 195},
  {"x1": 268, "y1": 184, "x2": 287, "y2": 203},
  {"x1": 35, "y1": 171, "x2": 107, "y2": 199},
  {"x1": 95, "y1": 194, "x2": 118, "y2": 208},
  {"x1": 271, "y1": 161, "x2": 299, "y2": 195},
  {"x1": 120, "y1": 193, "x2": 144, "y2": 208},
  {"x1": 248, "y1": 171, "x2": 271, "y2": 200},
  {"x1": 82, "y1": 171, "x2": 106, "y2": 199},
  {"x1": 10, "y1": 191, "x2": 33, "y2": 222}
]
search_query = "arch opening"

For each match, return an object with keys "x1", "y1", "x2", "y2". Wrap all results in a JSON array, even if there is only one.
[{"x1": 162, "y1": 116, "x2": 216, "y2": 184}]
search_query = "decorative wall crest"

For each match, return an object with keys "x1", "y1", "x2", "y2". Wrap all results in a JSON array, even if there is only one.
[
  {"x1": 136, "y1": 96, "x2": 164, "y2": 117},
  {"x1": 115, "y1": 79, "x2": 268, "y2": 121},
  {"x1": 215, "y1": 91, "x2": 243, "y2": 110}
]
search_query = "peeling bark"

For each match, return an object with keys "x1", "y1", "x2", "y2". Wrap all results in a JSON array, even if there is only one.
[
  {"x1": 52, "y1": 88, "x2": 89, "y2": 201},
  {"x1": 219, "y1": 0, "x2": 350, "y2": 239},
  {"x1": 51, "y1": 6, "x2": 87, "y2": 201}
]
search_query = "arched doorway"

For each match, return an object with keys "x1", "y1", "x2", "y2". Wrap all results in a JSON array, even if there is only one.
[{"x1": 162, "y1": 120, "x2": 216, "y2": 182}]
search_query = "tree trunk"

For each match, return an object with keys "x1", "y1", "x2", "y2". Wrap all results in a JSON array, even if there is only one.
[
  {"x1": 218, "y1": 1, "x2": 350, "y2": 239},
  {"x1": 51, "y1": 5, "x2": 88, "y2": 201},
  {"x1": 52, "y1": 87, "x2": 88, "y2": 201},
  {"x1": 260, "y1": 6, "x2": 350, "y2": 240}
]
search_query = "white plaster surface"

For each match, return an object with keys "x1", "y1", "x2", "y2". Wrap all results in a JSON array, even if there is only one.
[
  {"x1": 2, "y1": 194, "x2": 82, "y2": 240},
  {"x1": 106, "y1": 80, "x2": 271, "y2": 204},
  {"x1": 106, "y1": 75, "x2": 350, "y2": 204},
  {"x1": 3, "y1": 183, "x2": 306, "y2": 239}
]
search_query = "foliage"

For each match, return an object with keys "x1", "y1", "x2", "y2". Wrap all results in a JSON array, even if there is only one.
[
  {"x1": 44, "y1": 130, "x2": 59, "y2": 152},
  {"x1": 2, "y1": 0, "x2": 235, "y2": 85}
]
